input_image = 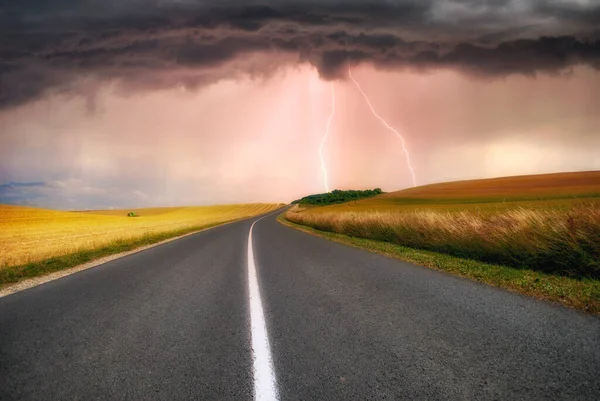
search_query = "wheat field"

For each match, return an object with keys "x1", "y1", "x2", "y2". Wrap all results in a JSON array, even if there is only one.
[
  {"x1": 286, "y1": 205, "x2": 600, "y2": 277},
  {"x1": 0, "y1": 203, "x2": 282, "y2": 269},
  {"x1": 285, "y1": 171, "x2": 600, "y2": 278}
]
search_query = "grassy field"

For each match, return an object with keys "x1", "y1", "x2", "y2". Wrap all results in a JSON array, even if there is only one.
[
  {"x1": 283, "y1": 171, "x2": 600, "y2": 312},
  {"x1": 1, "y1": 203, "x2": 282, "y2": 285}
]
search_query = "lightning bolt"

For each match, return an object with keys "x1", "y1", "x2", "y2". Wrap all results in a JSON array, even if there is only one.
[
  {"x1": 319, "y1": 82, "x2": 335, "y2": 192},
  {"x1": 348, "y1": 68, "x2": 417, "y2": 187}
]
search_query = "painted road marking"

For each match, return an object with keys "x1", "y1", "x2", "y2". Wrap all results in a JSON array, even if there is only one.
[{"x1": 248, "y1": 215, "x2": 279, "y2": 401}]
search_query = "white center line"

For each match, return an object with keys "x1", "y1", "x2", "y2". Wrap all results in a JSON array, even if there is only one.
[{"x1": 248, "y1": 214, "x2": 280, "y2": 401}]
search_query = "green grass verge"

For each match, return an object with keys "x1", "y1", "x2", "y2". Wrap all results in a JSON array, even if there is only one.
[
  {"x1": 277, "y1": 214, "x2": 600, "y2": 315},
  {"x1": 0, "y1": 219, "x2": 244, "y2": 287}
]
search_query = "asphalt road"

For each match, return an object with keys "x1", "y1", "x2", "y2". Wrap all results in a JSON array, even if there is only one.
[{"x1": 1, "y1": 211, "x2": 599, "y2": 400}]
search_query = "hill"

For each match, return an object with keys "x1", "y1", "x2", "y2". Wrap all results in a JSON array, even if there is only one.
[
  {"x1": 302, "y1": 171, "x2": 600, "y2": 213},
  {"x1": 380, "y1": 170, "x2": 600, "y2": 202}
]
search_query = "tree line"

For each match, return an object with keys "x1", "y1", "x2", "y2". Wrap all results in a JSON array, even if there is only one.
[{"x1": 292, "y1": 188, "x2": 384, "y2": 205}]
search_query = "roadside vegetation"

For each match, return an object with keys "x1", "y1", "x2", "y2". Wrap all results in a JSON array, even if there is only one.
[
  {"x1": 0, "y1": 203, "x2": 283, "y2": 285},
  {"x1": 279, "y1": 215, "x2": 600, "y2": 314},
  {"x1": 286, "y1": 204, "x2": 600, "y2": 278},
  {"x1": 292, "y1": 188, "x2": 383, "y2": 205},
  {"x1": 282, "y1": 171, "x2": 600, "y2": 313}
]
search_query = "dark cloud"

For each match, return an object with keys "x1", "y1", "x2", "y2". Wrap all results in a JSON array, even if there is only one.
[
  {"x1": 0, "y1": 181, "x2": 46, "y2": 190},
  {"x1": 0, "y1": 181, "x2": 47, "y2": 206},
  {"x1": 0, "y1": 179, "x2": 156, "y2": 209},
  {"x1": 1, "y1": 0, "x2": 600, "y2": 107}
]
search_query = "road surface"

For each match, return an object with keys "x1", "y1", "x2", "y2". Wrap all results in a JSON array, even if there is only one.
[{"x1": 1, "y1": 211, "x2": 599, "y2": 400}]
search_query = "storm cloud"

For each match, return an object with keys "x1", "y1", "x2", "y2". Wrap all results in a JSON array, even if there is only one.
[{"x1": 2, "y1": 0, "x2": 600, "y2": 108}]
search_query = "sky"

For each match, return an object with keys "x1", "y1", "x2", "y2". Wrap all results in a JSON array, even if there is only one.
[{"x1": 1, "y1": 0, "x2": 599, "y2": 209}]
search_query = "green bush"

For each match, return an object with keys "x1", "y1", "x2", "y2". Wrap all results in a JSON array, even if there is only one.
[{"x1": 293, "y1": 188, "x2": 384, "y2": 205}]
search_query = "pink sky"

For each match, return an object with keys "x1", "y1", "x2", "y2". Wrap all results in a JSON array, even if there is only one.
[{"x1": 1, "y1": 63, "x2": 599, "y2": 209}]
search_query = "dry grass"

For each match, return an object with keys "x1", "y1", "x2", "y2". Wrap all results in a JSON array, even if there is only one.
[
  {"x1": 379, "y1": 170, "x2": 600, "y2": 200},
  {"x1": 285, "y1": 205, "x2": 600, "y2": 278},
  {"x1": 285, "y1": 171, "x2": 600, "y2": 278},
  {"x1": 0, "y1": 203, "x2": 282, "y2": 269}
]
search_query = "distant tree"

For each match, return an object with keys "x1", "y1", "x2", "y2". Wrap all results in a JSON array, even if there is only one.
[{"x1": 294, "y1": 188, "x2": 386, "y2": 206}]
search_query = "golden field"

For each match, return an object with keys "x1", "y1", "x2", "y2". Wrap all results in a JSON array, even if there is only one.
[
  {"x1": 0, "y1": 203, "x2": 281, "y2": 269},
  {"x1": 286, "y1": 171, "x2": 600, "y2": 278}
]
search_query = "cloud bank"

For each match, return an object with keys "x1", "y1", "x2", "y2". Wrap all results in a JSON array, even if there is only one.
[{"x1": 2, "y1": 0, "x2": 600, "y2": 108}]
